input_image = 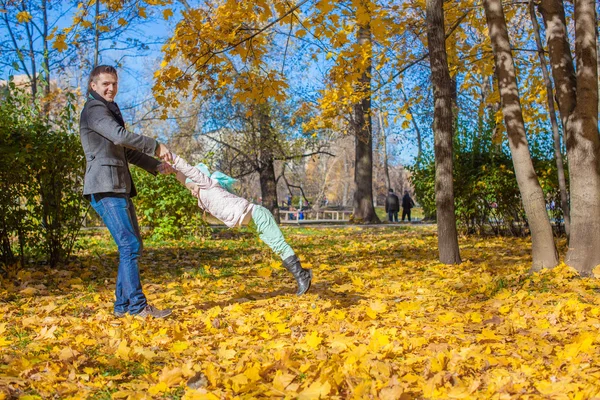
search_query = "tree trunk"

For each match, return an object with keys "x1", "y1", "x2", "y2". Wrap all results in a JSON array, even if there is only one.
[
  {"x1": 483, "y1": 0, "x2": 559, "y2": 270},
  {"x1": 378, "y1": 111, "x2": 391, "y2": 190},
  {"x1": 257, "y1": 106, "x2": 280, "y2": 223},
  {"x1": 352, "y1": 6, "x2": 379, "y2": 223},
  {"x1": 21, "y1": 2, "x2": 37, "y2": 100},
  {"x1": 41, "y1": 0, "x2": 51, "y2": 114},
  {"x1": 426, "y1": 0, "x2": 462, "y2": 264},
  {"x1": 540, "y1": 0, "x2": 600, "y2": 275},
  {"x1": 94, "y1": 0, "x2": 100, "y2": 67},
  {"x1": 530, "y1": 0, "x2": 571, "y2": 237}
]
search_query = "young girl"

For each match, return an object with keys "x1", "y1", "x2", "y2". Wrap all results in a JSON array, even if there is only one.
[{"x1": 166, "y1": 153, "x2": 312, "y2": 296}]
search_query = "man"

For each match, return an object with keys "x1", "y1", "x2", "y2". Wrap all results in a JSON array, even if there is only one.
[
  {"x1": 385, "y1": 189, "x2": 400, "y2": 222},
  {"x1": 402, "y1": 190, "x2": 415, "y2": 222},
  {"x1": 80, "y1": 65, "x2": 172, "y2": 319}
]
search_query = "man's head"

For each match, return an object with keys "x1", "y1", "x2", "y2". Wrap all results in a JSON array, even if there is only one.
[
  {"x1": 389, "y1": 188, "x2": 394, "y2": 193},
  {"x1": 88, "y1": 65, "x2": 118, "y2": 102}
]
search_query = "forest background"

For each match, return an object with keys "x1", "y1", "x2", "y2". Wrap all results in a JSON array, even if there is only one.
[{"x1": 3, "y1": 0, "x2": 600, "y2": 398}]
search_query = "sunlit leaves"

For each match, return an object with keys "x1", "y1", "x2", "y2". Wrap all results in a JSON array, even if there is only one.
[
  {"x1": 16, "y1": 11, "x2": 32, "y2": 23},
  {"x1": 2, "y1": 228, "x2": 600, "y2": 398}
]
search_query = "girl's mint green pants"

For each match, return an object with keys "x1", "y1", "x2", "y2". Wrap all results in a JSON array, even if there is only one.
[{"x1": 251, "y1": 206, "x2": 295, "y2": 260}]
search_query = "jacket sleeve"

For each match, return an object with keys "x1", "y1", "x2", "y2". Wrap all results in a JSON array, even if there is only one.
[
  {"x1": 125, "y1": 148, "x2": 160, "y2": 175},
  {"x1": 171, "y1": 153, "x2": 218, "y2": 190},
  {"x1": 86, "y1": 100, "x2": 157, "y2": 155}
]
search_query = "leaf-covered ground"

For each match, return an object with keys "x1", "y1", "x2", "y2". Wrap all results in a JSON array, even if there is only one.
[{"x1": 2, "y1": 225, "x2": 600, "y2": 399}]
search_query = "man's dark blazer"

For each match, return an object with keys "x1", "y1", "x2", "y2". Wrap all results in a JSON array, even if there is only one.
[{"x1": 79, "y1": 97, "x2": 160, "y2": 197}]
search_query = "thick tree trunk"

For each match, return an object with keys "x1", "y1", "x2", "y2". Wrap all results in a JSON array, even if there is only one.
[
  {"x1": 530, "y1": 1, "x2": 571, "y2": 237},
  {"x1": 426, "y1": 0, "x2": 462, "y2": 264},
  {"x1": 352, "y1": 12, "x2": 379, "y2": 223},
  {"x1": 483, "y1": 0, "x2": 559, "y2": 270},
  {"x1": 540, "y1": 0, "x2": 600, "y2": 275},
  {"x1": 258, "y1": 107, "x2": 280, "y2": 223}
]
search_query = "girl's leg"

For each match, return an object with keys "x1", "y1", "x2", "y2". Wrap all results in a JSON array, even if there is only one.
[
  {"x1": 251, "y1": 206, "x2": 295, "y2": 260},
  {"x1": 251, "y1": 206, "x2": 312, "y2": 295}
]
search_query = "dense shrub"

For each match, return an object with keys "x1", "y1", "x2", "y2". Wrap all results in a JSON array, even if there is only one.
[
  {"x1": 130, "y1": 167, "x2": 209, "y2": 240},
  {"x1": 410, "y1": 113, "x2": 563, "y2": 236},
  {"x1": 0, "y1": 85, "x2": 86, "y2": 269}
]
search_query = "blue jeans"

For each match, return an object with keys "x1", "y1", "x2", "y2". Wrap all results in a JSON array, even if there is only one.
[
  {"x1": 388, "y1": 211, "x2": 398, "y2": 222},
  {"x1": 90, "y1": 194, "x2": 147, "y2": 315}
]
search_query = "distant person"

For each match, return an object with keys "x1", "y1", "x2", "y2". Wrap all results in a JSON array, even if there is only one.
[
  {"x1": 402, "y1": 190, "x2": 415, "y2": 222},
  {"x1": 163, "y1": 152, "x2": 312, "y2": 296},
  {"x1": 385, "y1": 189, "x2": 400, "y2": 222},
  {"x1": 80, "y1": 65, "x2": 173, "y2": 319}
]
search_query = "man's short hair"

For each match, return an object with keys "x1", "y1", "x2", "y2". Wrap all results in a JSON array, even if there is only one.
[
  {"x1": 88, "y1": 65, "x2": 118, "y2": 91},
  {"x1": 389, "y1": 188, "x2": 394, "y2": 192}
]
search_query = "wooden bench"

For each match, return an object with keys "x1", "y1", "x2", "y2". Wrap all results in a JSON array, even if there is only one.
[{"x1": 279, "y1": 210, "x2": 352, "y2": 224}]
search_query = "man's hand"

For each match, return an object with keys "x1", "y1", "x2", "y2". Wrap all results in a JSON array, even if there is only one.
[
  {"x1": 157, "y1": 162, "x2": 176, "y2": 175},
  {"x1": 155, "y1": 143, "x2": 172, "y2": 162}
]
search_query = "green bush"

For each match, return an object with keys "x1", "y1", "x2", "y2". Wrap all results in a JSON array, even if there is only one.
[
  {"x1": 0, "y1": 85, "x2": 87, "y2": 269},
  {"x1": 130, "y1": 168, "x2": 208, "y2": 240},
  {"x1": 410, "y1": 112, "x2": 561, "y2": 236}
]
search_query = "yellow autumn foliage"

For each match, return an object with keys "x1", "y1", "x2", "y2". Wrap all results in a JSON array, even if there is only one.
[{"x1": 1, "y1": 226, "x2": 600, "y2": 398}]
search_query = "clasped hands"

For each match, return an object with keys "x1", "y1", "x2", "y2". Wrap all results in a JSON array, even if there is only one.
[{"x1": 155, "y1": 142, "x2": 176, "y2": 175}]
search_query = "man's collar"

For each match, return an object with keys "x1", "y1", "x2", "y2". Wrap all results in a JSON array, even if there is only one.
[{"x1": 89, "y1": 90, "x2": 112, "y2": 105}]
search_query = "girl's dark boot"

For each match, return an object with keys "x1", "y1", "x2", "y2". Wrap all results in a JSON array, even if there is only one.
[{"x1": 282, "y1": 255, "x2": 312, "y2": 295}]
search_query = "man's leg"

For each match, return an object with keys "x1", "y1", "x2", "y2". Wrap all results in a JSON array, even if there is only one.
[
  {"x1": 402, "y1": 209, "x2": 407, "y2": 221},
  {"x1": 394, "y1": 212, "x2": 398, "y2": 222},
  {"x1": 388, "y1": 211, "x2": 393, "y2": 222},
  {"x1": 408, "y1": 209, "x2": 412, "y2": 222},
  {"x1": 91, "y1": 195, "x2": 146, "y2": 315}
]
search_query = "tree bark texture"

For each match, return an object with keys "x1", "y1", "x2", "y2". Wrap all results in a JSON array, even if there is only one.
[
  {"x1": 426, "y1": 0, "x2": 462, "y2": 264},
  {"x1": 483, "y1": 0, "x2": 559, "y2": 270},
  {"x1": 378, "y1": 111, "x2": 391, "y2": 190},
  {"x1": 530, "y1": 1, "x2": 571, "y2": 237},
  {"x1": 257, "y1": 106, "x2": 280, "y2": 223},
  {"x1": 540, "y1": 0, "x2": 600, "y2": 275},
  {"x1": 352, "y1": 13, "x2": 379, "y2": 223}
]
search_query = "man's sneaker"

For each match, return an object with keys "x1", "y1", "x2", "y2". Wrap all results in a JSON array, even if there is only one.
[
  {"x1": 114, "y1": 310, "x2": 126, "y2": 318},
  {"x1": 134, "y1": 304, "x2": 172, "y2": 319}
]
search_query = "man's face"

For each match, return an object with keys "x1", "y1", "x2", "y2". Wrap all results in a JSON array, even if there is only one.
[{"x1": 90, "y1": 73, "x2": 118, "y2": 102}]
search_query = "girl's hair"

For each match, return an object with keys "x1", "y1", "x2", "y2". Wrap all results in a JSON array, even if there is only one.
[{"x1": 88, "y1": 65, "x2": 118, "y2": 91}]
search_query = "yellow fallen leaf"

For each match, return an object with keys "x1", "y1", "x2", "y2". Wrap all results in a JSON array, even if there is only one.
[
  {"x1": 170, "y1": 341, "x2": 189, "y2": 353},
  {"x1": 476, "y1": 328, "x2": 499, "y2": 342},
  {"x1": 218, "y1": 346, "x2": 236, "y2": 360},
  {"x1": 379, "y1": 386, "x2": 404, "y2": 400},
  {"x1": 133, "y1": 346, "x2": 156, "y2": 361},
  {"x1": 19, "y1": 287, "x2": 38, "y2": 296},
  {"x1": 243, "y1": 364, "x2": 261, "y2": 382},
  {"x1": 148, "y1": 381, "x2": 168, "y2": 395},
  {"x1": 35, "y1": 325, "x2": 58, "y2": 341},
  {"x1": 59, "y1": 346, "x2": 79, "y2": 361},
  {"x1": 159, "y1": 367, "x2": 183, "y2": 387},
  {"x1": 257, "y1": 266, "x2": 272, "y2": 278},
  {"x1": 273, "y1": 371, "x2": 296, "y2": 392},
  {"x1": 305, "y1": 331, "x2": 323, "y2": 349},
  {"x1": 182, "y1": 390, "x2": 220, "y2": 400},
  {"x1": 115, "y1": 340, "x2": 131, "y2": 360},
  {"x1": 298, "y1": 380, "x2": 331, "y2": 400}
]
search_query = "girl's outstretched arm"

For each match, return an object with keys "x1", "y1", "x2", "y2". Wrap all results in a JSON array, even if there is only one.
[{"x1": 169, "y1": 153, "x2": 219, "y2": 190}]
